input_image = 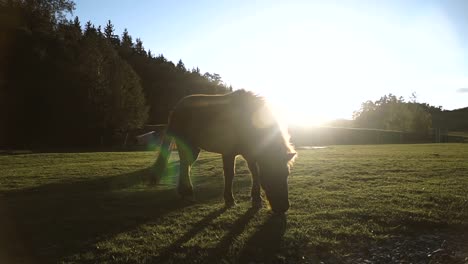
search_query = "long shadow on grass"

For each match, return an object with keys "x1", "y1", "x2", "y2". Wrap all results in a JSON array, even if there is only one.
[
  {"x1": 237, "y1": 213, "x2": 287, "y2": 263},
  {"x1": 153, "y1": 206, "x2": 260, "y2": 263},
  {"x1": 154, "y1": 206, "x2": 229, "y2": 262},
  {"x1": 205, "y1": 207, "x2": 260, "y2": 262},
  {"x1": 0, "y1": 163, "x2": 222, "y2": 264}
]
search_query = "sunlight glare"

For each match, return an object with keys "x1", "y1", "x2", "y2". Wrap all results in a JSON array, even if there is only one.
[
  {"x1": 197, "y1": 1, "x2": 468, "y2": 120},
  {"x1": 267, "y1": 101, "x2": 328, "y2": 127}
]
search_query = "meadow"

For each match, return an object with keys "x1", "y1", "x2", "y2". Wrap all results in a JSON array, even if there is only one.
[{"x1": 1, "y1": 144, "x2": 467, "y2": 263}]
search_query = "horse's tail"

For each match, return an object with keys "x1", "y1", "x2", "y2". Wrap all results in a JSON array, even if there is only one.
[{"x1": 152, "y1": 129, "x2": 173, "y2": 184}]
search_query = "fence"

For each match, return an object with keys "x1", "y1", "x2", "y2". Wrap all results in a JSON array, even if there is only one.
[{"x1": 289, "y1": 126, "x2": 466, "y2": 146}]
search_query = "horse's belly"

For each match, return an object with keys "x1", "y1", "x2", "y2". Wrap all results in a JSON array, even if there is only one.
[{"x1": 193, "y1": 126, "x2": 240, "y2": 154}]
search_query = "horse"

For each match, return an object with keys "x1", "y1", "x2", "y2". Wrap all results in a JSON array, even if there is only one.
[{"x1": 152, "y1": 89, "x2": 296, "y2": 213}]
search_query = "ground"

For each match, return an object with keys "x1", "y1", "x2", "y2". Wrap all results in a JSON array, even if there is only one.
[{"x1": 1, "y1": 144, "x2": 467, "y2": 263}]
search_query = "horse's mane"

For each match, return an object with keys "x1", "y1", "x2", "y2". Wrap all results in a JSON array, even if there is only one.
[
  {"x1": 227, "y1": 89, "x2": 296, "y2": 162},
  {"x1": 227, "y1": 89, "x2": 265, "y2": 105}
]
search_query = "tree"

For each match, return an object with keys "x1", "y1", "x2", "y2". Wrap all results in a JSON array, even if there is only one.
[
  {"x1": 84, "y1": 20, "x2": 96, "y2": 36},
  {"x1": 1, "y1": 0, "x2": 230, "y2": 147},
  {"x1": 78, "y1": 31, "x2": 148, "y2": 144},
  {"x1": 203, "y1": 72, "x2": 222, "y2": 85},
  {"x1": 353, "y1": 94, "x2": 432, "y2": 133},
  {"x1": 192, "y1": 67, "x2": 200, "y2": 74},
  {"x1": 134, "y1": 38, "x2": 146, "y2": 55},
  {"x1": 72, "y1": 15, "x2": 81, "y2": 28},
  {"x1": 121, "y1": 28, "x2": 132, "y2": 48},
  {"x1": 5, "y1": 0, "x2": 75, "y2": 26},
  {"x1": 104, "y1": 20, "x2": 119, "y2": 46},
  {"x1": 110, "y1": 59, "x2": 148, "y2": 132},
  {"x1": 104, "y1": 20, "x2": 114, "y2": 39},
  {"x1": 176, "y1": 59, "x2": 186, "y2": 72}
]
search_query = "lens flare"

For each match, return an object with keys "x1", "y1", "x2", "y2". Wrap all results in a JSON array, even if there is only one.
[{"x1": 153, "y1": 132, "x2": 199, "y2": 186}]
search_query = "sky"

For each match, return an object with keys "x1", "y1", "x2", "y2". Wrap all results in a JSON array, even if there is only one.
[{"x1": 73, "y1": 0, "x2": 468, "y2": 123}]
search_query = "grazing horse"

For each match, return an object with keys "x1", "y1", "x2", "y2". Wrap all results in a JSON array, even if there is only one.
[{"x1": 152, "y1": 90, "x2": 296, "y2": 213}]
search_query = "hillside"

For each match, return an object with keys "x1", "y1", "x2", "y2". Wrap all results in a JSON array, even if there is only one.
[{"x1": 433, "y1": 107, "x2": 468, "y2": 131}]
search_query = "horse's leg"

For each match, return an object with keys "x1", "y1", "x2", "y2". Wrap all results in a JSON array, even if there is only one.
[
  {"x1": 247, "y1": 160, "x2": 262, "y2": 208},
  {"x1": 222, "y1": 154, "x2": 236, "y2": 207},
  {"x1": 177, "y1": 141, "x2": 200, "y2": 199}
]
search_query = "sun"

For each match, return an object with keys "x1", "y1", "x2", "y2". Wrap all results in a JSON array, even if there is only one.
[{"x1": 267, "y1": 101, "x2": 328, "y2": 127}]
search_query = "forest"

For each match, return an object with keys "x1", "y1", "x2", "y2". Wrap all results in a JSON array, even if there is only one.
[{"x1": 0, "y1": 0, "x2": 230, "y2": 147}]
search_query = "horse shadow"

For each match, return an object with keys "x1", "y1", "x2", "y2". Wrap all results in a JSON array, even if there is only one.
[
  {"x1": 208, "y1": 207, "x2": 261, "y2": 259},
  {"x1": 153, "y1": 206, "x2": 229, "y2": 262},
  {"x1": 237, "y1": 213, "x2": 287, "y2": 263},
  {"x1": 152, "y1": 205, "x2": 287, "y2": 263},
  {"x1": 0, "y1": 162, "x2": 221, "y2": 264},
  {"x1": 1, "y1": 158, "x2": 288, "y2": 263}
]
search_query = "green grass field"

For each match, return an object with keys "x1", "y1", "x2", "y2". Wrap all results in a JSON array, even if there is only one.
[{"x1": 1, "y1": 144, "x2": 467, "y2": 263}]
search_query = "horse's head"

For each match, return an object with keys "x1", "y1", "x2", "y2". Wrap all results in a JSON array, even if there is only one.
[{"x1": 258, "y1": 152, "x2": 296, "y2": 214}]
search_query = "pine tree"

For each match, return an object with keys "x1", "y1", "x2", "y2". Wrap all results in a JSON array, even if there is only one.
[
  {"x1": 119, "y1": 28, "x2": 134, "y2": 59},
  {"x1": 135, "y1": 38, "x2": 145, "y2": 55},
  {"x1": 103, "y1": 20, "x2": 120, "y2": 46},
  {"x1": 84, "y1": 21, "x2": 95, "y2": 36},
  {"x1": 104, "y1": 20, "x2": 114, "y2": 39},
  {"x1": 176, "y1": 59, "x2": 186, "y2": 72},
  {"x1": 73, "y1": 16, "x2": 81, "y2": 29},
  {"x1": 121, "y1": 28, "x2": 133, "y2": 49}
]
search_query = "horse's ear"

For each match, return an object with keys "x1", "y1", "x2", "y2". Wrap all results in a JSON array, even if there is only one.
[{"x1": 286, "y1": 152, "x2": 297, "y2": 161}]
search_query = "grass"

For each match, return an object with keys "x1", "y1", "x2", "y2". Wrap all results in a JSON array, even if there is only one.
[{"x1": 1, "y1": 144, "x2": 467, "y2": 263}]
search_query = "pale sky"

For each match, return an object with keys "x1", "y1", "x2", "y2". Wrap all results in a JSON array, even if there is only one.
[{"x1": 74, "y1": 0, "x2": 468, "y2": 123}]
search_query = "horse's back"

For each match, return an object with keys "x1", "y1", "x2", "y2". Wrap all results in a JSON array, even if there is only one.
[{"x1": 168, "y1": 93, "x2": 252, "y2": 155}]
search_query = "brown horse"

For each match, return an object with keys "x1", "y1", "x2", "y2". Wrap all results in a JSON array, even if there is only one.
[{"x1": 152, "y1": 90, "x2": 296, "y2": 213}]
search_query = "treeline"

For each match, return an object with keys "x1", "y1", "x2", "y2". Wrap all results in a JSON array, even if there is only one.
[
  {"x1": 295, "y1": 94, "x2": 468, "y2": 146},
  {"x1": 352, "y1": 94, "x2": 433, "y2": 133},
  {"x1": 349, "y1": 94, "x2": 468, "y2": 133},
  {"x1": 0, "y1": 0, "x2": 230, "y2": 148}
]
